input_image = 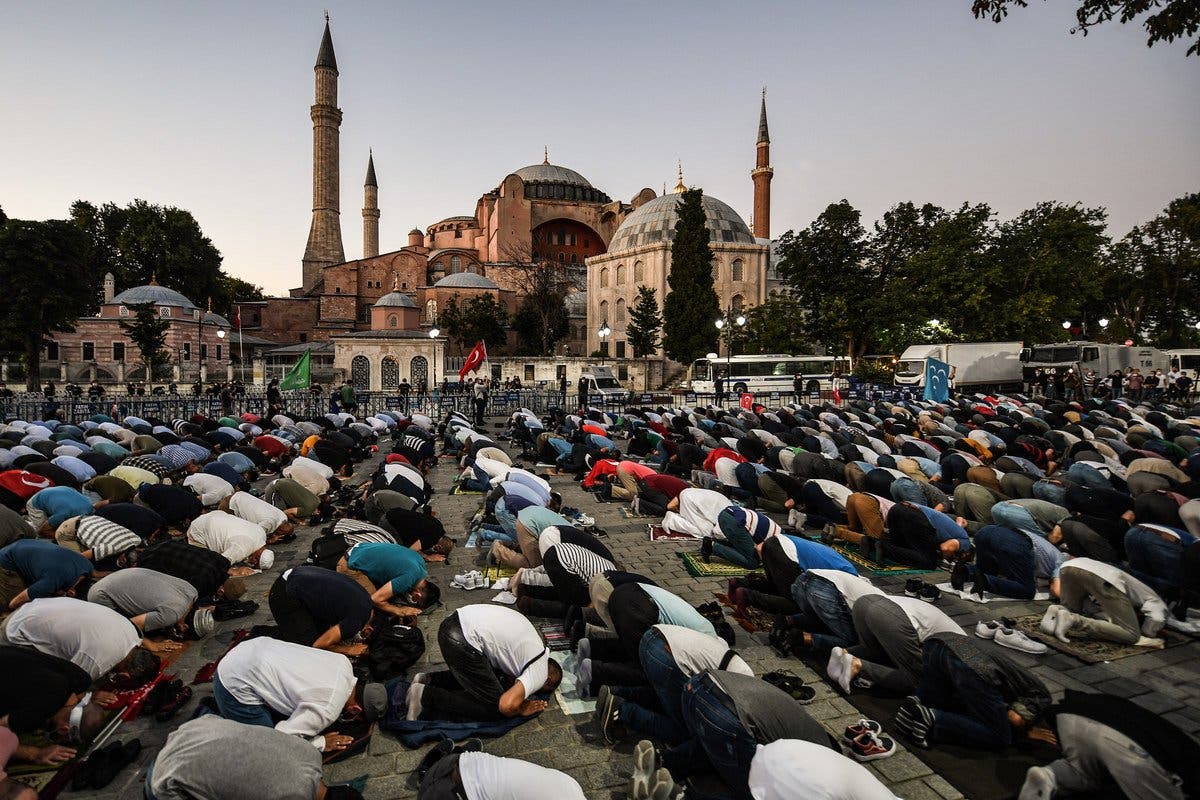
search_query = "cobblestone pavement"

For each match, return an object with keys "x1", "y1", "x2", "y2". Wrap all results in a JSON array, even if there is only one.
[{"x1": 74, "y1": 419, "x2": 1200, "y2": 800}]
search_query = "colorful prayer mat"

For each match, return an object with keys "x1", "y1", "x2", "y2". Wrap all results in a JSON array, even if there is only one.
[
  {"x1": 830, "y1": 541, "x2": 935, "y2": 576},
  {"x1": 676, "y1": 551, "x2": 764, "y2": 579},
  {"x1": 649, "y1": 524, "x2": 694, "y2": 542}
]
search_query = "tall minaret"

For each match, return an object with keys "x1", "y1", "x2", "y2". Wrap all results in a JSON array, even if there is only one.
[
  {"x1": 363, "y1": 150, "x2": 379, "y2": 258},
  {"x1": 751, "y1": 88, "x2": 774, "y2": 240},
  {"x1": 301, "y1": 14, "x2": 345, "y2": 292}
]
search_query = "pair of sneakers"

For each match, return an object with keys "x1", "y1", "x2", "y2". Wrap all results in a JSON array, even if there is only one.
[
  {"x1": 976, "y1": 619, "x2": 1048, "y2": 654},
  {"x1": 841, "y1": 718, "x2": 897, "y2": 762},
  {"x1": 451, "y1": 570, "x2": 488, "y2": 590},
  {"x1": 904, "y1": 578, "x2": 942, "y2": 603}
]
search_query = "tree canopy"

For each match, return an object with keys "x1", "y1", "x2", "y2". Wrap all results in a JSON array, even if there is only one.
[
  {"x1": 661, "y1": 189, "x2": 720, "y2": 364},
  {"x1": 440, "y1": 293, "x2": 508, "y2": 355},
  {"x1": 510, "y1": 263, "x2": 571, "y2": 356},
  {"x1": 118, "y1": 302, "x2": 170, "y2": 380},
  {"x1": 626, "y1": 286, "x2": 663, "y2": 359},
  {"x1": 971, "y1": 0, "x2": 1200, "y2": 56}
]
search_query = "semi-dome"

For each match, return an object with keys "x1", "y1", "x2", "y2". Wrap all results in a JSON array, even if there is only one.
[
  {"x1": 110, "y1": 284, "x2": 198, "y2": 310},
  {"x1": 433, "y1": 272, "x2": 498, "y2": 290},
  {"x1": 512, "y1": 163, "x2": 592, "y2": 188},
  {"x1": 373, "y1": 291, "x2": 418, "y2": 308},
  {"x1": 608, "y1": 193, "x2": 755, "y2": 253},
  {"x1": 204, "y1": 311, "x2": 231, "y2": 327}
]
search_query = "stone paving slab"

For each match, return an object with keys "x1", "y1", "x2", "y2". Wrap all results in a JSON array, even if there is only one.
[{"x1": 70, "y1": 418, "x2": 1200, "y2": 800}]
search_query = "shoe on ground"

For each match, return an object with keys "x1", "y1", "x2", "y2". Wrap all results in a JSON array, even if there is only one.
[
  {"x1": 1019, "y1": 765, "x2": 1058, "y2": 800},
  {"x1": 975, "y1": 619, "x2": 1002, "y2": 640},
  {"x1": 995, "y1": 627, "x2": 1048, "y2": 654},
  {"x1": 576, "y1": 513, "x2": 595, "y2": 527},
  {"x1": 846, "y1": 730, "x2": 896, "y2": 762},
  {"x1": 903, "y1": 578, "x2": 922, "y2": 597},
  {"x1": 700, "y1": 536, "x2": 714, "y2": 563},
  {"x1": 918, "y1": 584, "x2": 941, "y2": 603},
  {"x1": 630, "y1": 740, "x2": 657, "y2": 800},
  {"x1": 843, "y1": 718, "x2": 883, "y2": 743},
  {"x1": 595, "y1": 685, "x2": 626, "y2": 745}
]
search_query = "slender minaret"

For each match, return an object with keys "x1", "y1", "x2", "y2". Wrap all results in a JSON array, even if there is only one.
[
  {"x1": 751, "y1": 88, "x2": 773, "y2": 240},
  {"x1": 363, "y1": 150, "x2": 379, "y2": 258},
  {"x1": 302, "y1": 14, "x2": 345, "y2": 292}
]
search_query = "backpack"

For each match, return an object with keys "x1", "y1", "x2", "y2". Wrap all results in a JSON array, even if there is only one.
[
  {"x1": 306, "y1": 530, "x2": 349, "y2": 570},
  {"x1": 365, "y1": 623, "x2": 425, "y2": 680}
]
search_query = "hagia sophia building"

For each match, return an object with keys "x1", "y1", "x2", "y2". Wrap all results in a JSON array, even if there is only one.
[{"x1": 244, "y1": 18, "x2": 778, "y2": 367}]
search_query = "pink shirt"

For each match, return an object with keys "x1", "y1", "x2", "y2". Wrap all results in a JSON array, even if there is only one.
[{"x1": 617, "y1": 461, "x2": 656, "y2": 480}]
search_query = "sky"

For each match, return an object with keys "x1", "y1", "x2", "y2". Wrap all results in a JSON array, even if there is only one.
[{"x1": 2, "y1": 1, "x2": 1197, "y2": 295}]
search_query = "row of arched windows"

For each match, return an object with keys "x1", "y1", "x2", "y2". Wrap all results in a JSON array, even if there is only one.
[{"x1": 598, "y1": 258, "x2": 744, "y2": 288}]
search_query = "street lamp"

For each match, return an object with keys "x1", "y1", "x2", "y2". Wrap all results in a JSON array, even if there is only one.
[
  {"x1": 1062, "y1": 320, "x2": 1072, "y2": 330},
  {"x1": 715, "y1": 305, "x2": 747, "y2": 403},
  {"x1": 1098, "y1": 318, "x2": 1110, "y2": 329},
  {"x1": 597, "y1": 323, "x2": 611, "y2": 365}
]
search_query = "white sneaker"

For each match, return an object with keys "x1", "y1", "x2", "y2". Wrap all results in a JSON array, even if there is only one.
[
  {"x1": 471, "y1": 573, "x2": 489, "y2": 589},
  {"x1": 576, "y1": 513, "x2": 595, "y2": 527},
  {"x1": 995, "y1": 627, "x2": 1048, "y2": 654},
  {"x1": 975, "y1": 620, "x2": 1001, "y2": 640},
  {"x1": 1019, "y1": 765, "x2": 1057, "y2": 800}
]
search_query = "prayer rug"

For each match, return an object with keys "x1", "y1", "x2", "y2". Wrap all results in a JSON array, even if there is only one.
[
  {"x1": 554, "y1": 650, "x2": 598, "y2": 715},
  {"x1": 478, "y1": 563, "x2": 518, "y2": 583},
  {"x1": 830, "y1": 541, "x2": 935, "y2": 577},
  {"x1": 1009, "y1": 613, "x2": 1187, "y2": 664},
  {"x1": 321, "y1": 719, "x2": 373, "y2": 764},
  {"x1": 714, "y1": 591, "x2": 775, "y2": 633},
  {"x1": 676, "y1": 551, "x2": 764, "y2": 579},
  {"x1": 463, "y1": 528, "x2": 479, "y2": 548},
  {"x1": 448, "y1": 478, "x2": 484, "y2": 495},
  {"x1": 192, "y1": 628, "x2": 251, "y2": 684},
  {"x1": 538, "y1": 622, "x2": 572, "y2": 651},
  {"x1": 648, "y1": 524, "x2": 694, "y2": 542}
]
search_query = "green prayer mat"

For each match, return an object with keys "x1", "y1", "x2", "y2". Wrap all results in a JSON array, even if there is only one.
[
  {"x1": 830, "y1": 541, "x2": 935, "y2": 576},
  {"x1": 676, "y1": 551, "x2": 764, "y2": 579}
]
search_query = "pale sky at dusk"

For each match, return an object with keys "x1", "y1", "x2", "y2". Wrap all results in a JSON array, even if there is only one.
[{"x1": 2, "y1": 1, "x2": 1197, "y2": 295}]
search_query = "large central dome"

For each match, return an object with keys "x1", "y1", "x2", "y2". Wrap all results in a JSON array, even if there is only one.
[
  {"x1": 512, "y1": 163, "x2": 593, "y2": 188},
  {"x1": 609, "y1": 193, "x2": 755, "y2": 253}
]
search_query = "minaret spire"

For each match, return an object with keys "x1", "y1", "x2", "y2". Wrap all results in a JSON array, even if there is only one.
[
  {"x1": 751, "y1": 87, "x2": 774, "y2": 240},
  {"x1": 363, "y1": 150, "x2": 380, "y2": 259},
  {"x1": 543, "y1": 145, "x2": 549, "y2": 165},
  {"x1": 673, "y1": 160, "x2": 685, "y2": 194},
  {"x1": 302, "y1": 15, "x2": 346, "y2": 291}
]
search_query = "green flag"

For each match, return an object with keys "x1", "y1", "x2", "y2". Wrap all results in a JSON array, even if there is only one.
[{"x1": 279, "y1": 348, "x2": 311, "y2": 390}]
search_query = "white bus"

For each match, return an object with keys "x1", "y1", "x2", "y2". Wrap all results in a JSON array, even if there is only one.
[{"x1": 690, "y1": 354, "x2": 850, "y2": 395}]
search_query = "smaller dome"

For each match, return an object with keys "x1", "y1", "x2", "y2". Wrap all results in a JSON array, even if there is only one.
[
  {"x1": 409, "y1": 227, "x2": 423, "y2": 235},
  {"x1": 512, "y1": 163, "x2": 593, "y2": 188},
  {"x1": 433, "y1": 272, "x2": 498, "y2": 290},
  {"x1": 110, "y1": 284, "x2": 198, "y2": 310},
  {"x1": 374, "y1": 291, "x2": 417, "y2": 308},
  {"x1": 204, "y1": 312, "x2": 231, "y2": 327}
]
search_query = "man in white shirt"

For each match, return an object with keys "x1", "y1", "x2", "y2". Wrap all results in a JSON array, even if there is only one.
[
  {"x1": 223, "y1": 490, "x2": 295, "y2": 542},
  {"x1": 826, "y1": 594, "x2": 961, "y2": 694},
  {"x1": 748, "y1": 739, "x2": 899, "y2": 800},
  {"x1": 182, "y1": 472, "x2": 236, "y2": 507},
  {"x1": 594, "y1": 624, "x2": 753, "y2": 745},
  {"x1": 187, "y1": 510, "x2": 272, "y2": 568},
  {"x1": 213, "y1": 636, "x2": 385, "y2": 752},
  {"x1": 661, "y1": 487, "x2": 727, "y2": 539},
  {"x1": 417, "y1": 751, "x2": 585, "y2": 800},
  {"x1": 407, "y1": 604, "x2": 561, "y2": 722}
]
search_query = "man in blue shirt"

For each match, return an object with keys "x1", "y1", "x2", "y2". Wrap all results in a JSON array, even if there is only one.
[
  {"x1": 26, "y1": 486, "x2": 96, "y2": 535},
  {"x1": 337, "y1": 542, "x2": 438, "y2": 620},
  {"x1": 0, "y1": 539, "x2": 92, "y2": 611},
  {"x1": 731, "y1": 533, "x2": 858, "y2": 618}
]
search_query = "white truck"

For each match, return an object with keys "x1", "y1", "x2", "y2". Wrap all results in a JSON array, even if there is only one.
[
  {"x1": 1021, "y1": 342, "x2": 1169, "y2": 383},
  {"x1": 580, "y1": 366, "x2": 627, "y2": 399},
  {"x1": 894, "y1": 342, "x2": 1024, "y2": 393}
]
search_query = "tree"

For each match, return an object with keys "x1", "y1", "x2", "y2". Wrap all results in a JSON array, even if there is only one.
[
  {"x1": 627, "y1": 285, "x2": 664, "y2": 366},
  {"x1": 738, "y1": 293, "x2": 811, "y2": 355},
  {"x1": 0, "y1": 217, "x2": 100, "y2": 390},
  {"x1": 775, "y1": 200, "x2": 872, "y2": 357},
  {"x1": 509, "y1": 262, "x2": 571, "y2": 355},
  {"x1": 439, "y1": 293, "x2": 508, "y2": 354},
  {"x1": 662, "y1": 189, "x2": 720, "y2": 364},
  {"x1": 70, "y1": 199, "x2": 262, "y2": 316},
  {"x1": 118, "y1": 302, "x2": 170, "y2": 381},
  {"x1": 971, "y1": 0, "x2": 1200, "y2": 56}
]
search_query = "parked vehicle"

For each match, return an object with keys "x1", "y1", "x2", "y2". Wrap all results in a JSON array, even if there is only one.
[
  {"x1": 689, "y1": 354, "x2": 850, "y2": 395},
  {"x1": 894, "y1": 342, "x2": 1023, "y2": 393},
  {"x1": 1021, "y1": 342, "x2": 1169, "y2": 382},
  {"x1": 1168, "y1": 349, "x2": 1200, "y2": 372},
  {"x1": 580, "y1": 366, "x2": 626, "y2": 398}
]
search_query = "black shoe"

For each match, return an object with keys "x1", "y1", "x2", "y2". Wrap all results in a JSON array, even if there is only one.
[
  {"x1": 904, "y1": 578, "x2": 922, "y2": 597},
  {"x1": 950, "y1": 560, "x2": 968, "y2": 591},
  {"x1": 89, "y1": 738, "x2": 142, "y2": 790},
  {"x1": 918, "y1": 584, "x2": 941, "y2": 604},
  {"x1": 700, "y1": 536, "x2": 714, "y2": 563},
  {"x1": 595, "y1": 686, "x2": 627, "y2": 745},
  {"x1": 568, "y1": 619, "x2": 585, "y2": 651},
  {"x1": 452, "y1": 738, "x2": 483, "y2": 754},
  {"x1": 972, "y1": 570, "x2": 991, "y2": 598},
  {"x1": 416, "y1": 737, "x2": 455, "y2": 781}
]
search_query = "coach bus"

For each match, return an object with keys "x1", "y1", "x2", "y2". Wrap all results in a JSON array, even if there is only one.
[{"x1": 689, "y1": 354, "x2": 850, "y2": 395}]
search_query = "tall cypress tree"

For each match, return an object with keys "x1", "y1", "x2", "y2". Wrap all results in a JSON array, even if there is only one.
[{"x1": 662, "y1": 189, "x2": 720, "y2": 364}]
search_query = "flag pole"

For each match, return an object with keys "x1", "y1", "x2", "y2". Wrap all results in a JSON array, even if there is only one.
[{"x1": 236, "y1": 304, "x2": 245, "y2": 383}]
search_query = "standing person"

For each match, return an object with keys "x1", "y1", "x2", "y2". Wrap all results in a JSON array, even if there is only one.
[
  {"x1": 1110, "y1": 369, "x2": 1124, "y2": 400},
  {"x1": 399, "y1": 378, "x2": 411, "y2": 413},
  {"x1": 714, "y1": 373, "x2": 725, "y2": 407},
  {"x1": 472, "y1": 379, "x2": 487, "y2": 427},
  {"x1": 577, "y1": 374, "x2": 589, "y2": 410},
  {"x1": 793, "y1": 373, "x2": 803, "y2": 404},
  {"x1": 559, "y1": 373, "x2": 568, "y2": 408},
  {"x1": 340, "y1": 380, "x2": 357, "y2": 416},
  {"x1": 266, "y1": 379, "x2": 283, "y2": 419}
]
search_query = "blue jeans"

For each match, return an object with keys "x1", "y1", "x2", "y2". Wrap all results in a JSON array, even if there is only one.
[
  {"x1": 494, "y1": 498, "x2": 518, "y2": 539},
  {"x1": 990, "y1": 503, "x2": 1042, "y2": 536},
  {"x1": 1031, "y1": 480, "x2": 1067, "y2": 506},
  {"x1": 144, "y1": 757, "x2": 157, "y2": 799},
  {"x1": 713, "y1": 510, "x2": 759, "y2": 569},
  {"x1": 918, "y1": 637, "x2": 1011, "y2": 750},
  {"x1": 477, "y1": 524, "x2": 515, "y2": 546},
  {"x1": 612, "y1": 630, "x2": 689, "y2": 744},
  {"x1": 662, "y1": 674, "x2": 758, "y2": 800},
  {"x1": 789, "y1": 571, "x2": 857, "y2": 655},
  {"x1": 1124, "y1": 527, "x2": 1183, "y2": 596},
  {"x1": 548, "y1": 438, "x2": 572, "y2": 458},
  {"x1": 890, "y1": 477, "x2": 927, "y2": 507},
  {"x1": 461, "y1": 464, "x2": 491, "y2": 492},
  {"x1": 212, "y1": 672, "x2": 275, "y2": 728},
  {"x1": 970, "y1": 525, "x2": 1036, "y2": 599},
  {"x1": 1067, "y1": 462, "x2": 1111, "y2": 490}
]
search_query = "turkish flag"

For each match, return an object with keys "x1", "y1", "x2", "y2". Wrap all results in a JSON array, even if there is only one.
[{"x1": 459, "y1": 340, "x2": 488, "y2": 380}]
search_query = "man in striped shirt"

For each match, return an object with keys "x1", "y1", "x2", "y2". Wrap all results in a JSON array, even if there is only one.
[
  {"x1": 515, "y1": 526, "x2": 616, "y2": 618},
  {"x1": 54, "y1": 515, "x2": 142, "y2": 568},
  {"x1": 701, "y1": 506, "x2": 781, "y2": 570}
]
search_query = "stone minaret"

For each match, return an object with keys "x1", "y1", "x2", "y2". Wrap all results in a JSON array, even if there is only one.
[
  {"x1": 301, "y1": 16, "x2": 345, "y2": 292},
  {"x1": 751, "y1": 88, "x2": 774, "y2": 240},
  {"x1": 363, "y1": 150, "x2": 379, "y2": 258}
]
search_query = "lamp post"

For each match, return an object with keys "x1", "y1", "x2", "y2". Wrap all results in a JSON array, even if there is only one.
[
  {"x1": 714, "y1": 305, "x2": 747, "y2": 398},
  {"x1": 429, "y1": 327, "x2": 440, "y2": 393},
  {"x1": 216, "y1": 329, "x2": 227, "y2": 382},
  {"x1": 598, "y1": 323, "x2": 611, "y2": 365}
]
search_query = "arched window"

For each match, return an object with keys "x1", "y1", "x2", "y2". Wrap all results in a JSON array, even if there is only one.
[
  {"x1": 616, "y1": 264, "x2": 625, "y2": 284},
  {"x1": 558, "y1": 252, "x2": 565, "y2": 263},
  {"x1": 387, "y1": 314, "x2": 398, "y2": 328},
  {"x1": 570, "y1": 233, "x2": 577, "y2": 246},
  {"x1": 616, "y1": 298, "x2": 626, "y2": 323},
  {"x1": 634, "y1": 261, "x2": 644, "y2": 283},
  {"x1": 571, "y1": 253, "x2": 578, "y2": 264},
  {"x1": 434, "y1": 261, "x2": 444, "y2": 273},
  {"x1": 381, "y1": 357, "x2": 399, "y2": 390},
  {"x1": 599, "y1": 300, "x2": 609, "y2": 324},
  {"x1": 600, "y1": 268, "x2": 609, "y2": 288},
  {"x1": 426, "y1": 299, "x2": 437, "y2": 323},
  {"x1": 410, "y1": 356, "x2": 429, "y2": 390},
  {"x1": 451, "y1": 255, "x2": 461, "y2": 273},
  {"x1": 731, "y1": 258, "x2": 745, "y2": 282},
  {"x1": 732, "y1": 294, "x2": 745, "y2": 313},
  {"x1": 350, "y1": 356, "x2": 371, "y2": 390}
]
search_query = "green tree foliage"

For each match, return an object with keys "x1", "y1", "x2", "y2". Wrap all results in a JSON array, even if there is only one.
[
  {"x1": 70, "y1": 199, "x2": 263, "y2": 315},
  {"x1": 511, "y1": 268, "x2": 570, "y2": 356},
  {"x1": 440, "y1": 293, "x2": 508, "y2": 354},
  {"x1": 0, "y1": 217, "x2": 100, "y2": 390},
  {"x1": 738, "y1": 293, "x2": 810, "y2": 355},
  {"x1": 118, "y1": 302, "x2": 170, "y2": 380},
  {"x1": 662, "y1": 189, "x2": 720, "y2": 364},
  {"x1": 626, "y1": 286, "x2": 663, "y2": 359},
  {"x1": 971, "y1": 0, "x2": 1200, "y2": 56}
]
